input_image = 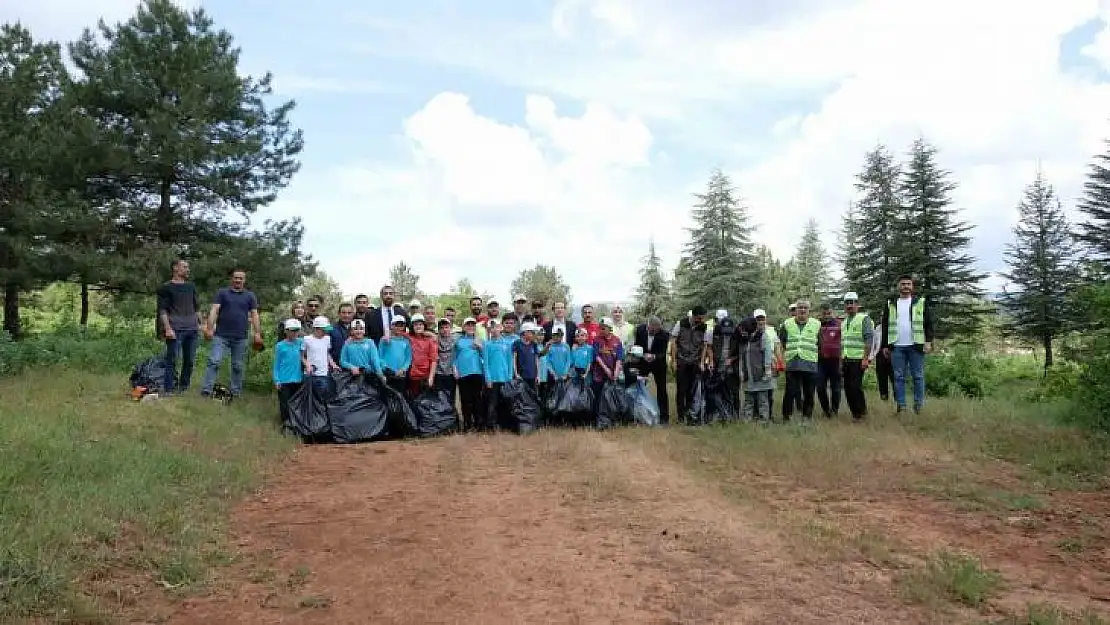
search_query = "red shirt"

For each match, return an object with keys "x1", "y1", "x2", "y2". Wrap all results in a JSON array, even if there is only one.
[
  {"x1": 580, "y1": 321, "x2": 600, "y2": 342},
  {"x1": 409, "y1": 334, "x2": 438, "y2": 380},
  {"x1": 591, "y1": 334, "x2": 625, "y2": 382}
]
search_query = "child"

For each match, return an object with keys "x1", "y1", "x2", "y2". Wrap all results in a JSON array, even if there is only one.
[
  {"x1": 571, "y1": 328, "x2": 594, "y2": 379},
  {"x1": 407, "y1": 313, "x2": 438, "y2": 397},
  {"x1": 302, "y1": 316, "x2": 336, "y2": 393},
  {"x1": 544, "y1": 329, "x2": 573, "y2": 381},
  {"x1": 379, "y1": 317, "x2": 412, "y2": 394},
  {"x1": 339, "y1": 318, "x2": 382, "y2": 377},
  {"x1": 481, "y1": 319, "x2": 513, "y2": 431},
  {"x1": 623, "y1": 345, "x2": 647, "y2": 388},
  {"x1": 454, "y1": 317, "x2": 484, "y2": 432},
  {"x1": 273, "y1": 318, "x2": 305, "y2": 428},
  {"x1": 513, "y1": 322, "x2": 541, "y2": 390},
  {"x1": 435, "y1": 318, "x2": 458, "y2": 402}
]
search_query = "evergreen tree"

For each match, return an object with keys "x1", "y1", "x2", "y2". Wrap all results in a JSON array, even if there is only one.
[
  {"x1": 664, "y1": 257, "x2": 694, "y2": 324},
  {"x1": 899, "y1": 137, "x2": 984, "y2": 338},
  {"x1": 999, "y1": 171, "x2": 1078, "y2": 370},
  {"x1": 633, "y1": 238, "x2": 669, "y2": 322},
  {"x1": 510, "y1": 264, "x2": 572, "y2": 309},
  {"x1": 792, "y1": 218, "x2": 833, "y2": 306},
  {"x1": 683, "y1": 169, "x2": 760, "y2": 315},
  {"x1": 388, "y1": 262, "x2": 423, "y2": 304},
  {"x1": 753, "y1": 245, "x2": 801, "y2": 324},
  {"x1": 1076, "y1": 138, "x2": 1110, "y2": 269},
  {"x1": 836, "y1": 202, "x2": 866, "y2": 298},
  {"x1": 848, "y1": 144, "x2": 904, "y2": 314}
]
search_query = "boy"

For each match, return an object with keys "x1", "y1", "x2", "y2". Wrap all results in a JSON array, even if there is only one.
[
  {"x1": 544, "y1": 329, "x2": 573, "y2": 381},
  {"x1": 339, "y1": 318, "x2": 382, "y2": 377},
  {"x1": 571, "y1": 328, "x2": 594, "y2": 379},
  {"x1": 379, "y1": 317, "x2": 412, "y2": 394},
  {"x1": 302, "y1": 316, "x2": 336, "y2": 393},
  {"x1": 481, "y1": 319, "x2": 513, "y2": 431},
  {"x1": 454, "y1": 317, "x2": 484, "y2": 431},
  {"x1": 435, "y1": 317, "x2": 458, "y2": 403},
  {"x1": 407, "y1": 313, "x2": 439, "y2": 397},
  {"x1": 513, "y1": 322, "x2": 542, "y2": 390},
  {"x1": 273, "y1": 318, "x2": 305, "y2": 428}
]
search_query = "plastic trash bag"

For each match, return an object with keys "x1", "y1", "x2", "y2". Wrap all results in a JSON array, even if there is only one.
[
  {"x1": 380, "y1": 375, "x2": 419, "y2": 437},
  {"x1": 544, "y1": 378, "x2": 568, "y2": 423},
  {"x1": 411, "y1": 388, "x2": 459, "y2": 437},
  {"x1": 502, "y1": 379, "x2": 542, "y2": 434},
  {"x1": 129, "y1": 356, "x2": 166, "y2": 393},
  {"x1": 328, "y1": 372, "x2": 389, "y2": 443},
  {"x1": 704, "y1": 372, "x2": 739, "y2": 424},
  {"x1": 684, "y1": 375, "x2": 707, "y2": 425},
  {"x1": 555, "y1": 376, "x2": 594, "y2": 427},
  {"x1": 288, "y1": 377, "x2": 331, "y2": 439},
  {"x1": 625, "y1": 378, "x2": 661, "y2": 427},
  {"x1": 596, "y1": 381, "x2": 632, "y2": 429}
]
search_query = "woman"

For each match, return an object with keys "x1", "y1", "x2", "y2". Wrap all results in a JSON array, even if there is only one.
[{"x1": 276, "y1": 300, "x2": 309, "y2": 343}]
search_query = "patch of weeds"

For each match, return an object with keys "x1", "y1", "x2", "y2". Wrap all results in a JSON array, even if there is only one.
[
  {"x1": 915, "y1": 473, "x2": 1045, "y2": 512},
  {"x1": 983, "y1": 602, "x2": 1109, "y2": 624},
  {"x1": 898, "y1": 550, "x2": 1002, "y2": 609},
  {"x1": 1056, "y1": 536, "x2": 1087, "y2": 555},
  {"x1": 286, "y1": 565, "x2": 311, "y2": 590},
  {"x1": 298, "y1": 595, "x2": 332, "y2": 609},
  {"x1": 248, "y1": 567, "x2": 277, "y2": 584}
]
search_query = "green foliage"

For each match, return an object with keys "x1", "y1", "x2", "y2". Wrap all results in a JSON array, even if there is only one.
[
  {"x1": 844, "y1": 144, "x2": 904, "y2": 314},
  {"x1": 925, "y1": 347, "x2": 994, "y2": 398},
  {"x1": 388, "y1": 261, "x2": 423, "y2": 304},
  {"x1": 286, "y1": 270, "x2": 347, "y2": 318},
  {"x1": 792, "y1": 218, "x2": 834, "y2": 306},
  {"x1": 632, "y1": 238, "x2": 669, "y2": 323},
  {"x1": 1022, "y1": 363, "x2": 1080, "y2": 403},
  {"x1": 510, "y1": 264, "x2": 572, "y2": 309},
  {"x1": 1076, "y1": 138, "x2": 1110, "y2": 267},
  {"x1": 432, "y1": 278, "x2": 494, "y2": 320},
  {"x1": 898, "y1": 550, "x2": 1002, "y2": 608}
]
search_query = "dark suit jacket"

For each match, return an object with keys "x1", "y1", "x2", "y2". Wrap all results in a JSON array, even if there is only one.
[
  {"x1": 367, "y1": 304, "x2": 408, "y2": 343},
  {"x1": 543, "y1": 318, "x2": 577, "y2": 343},
  {"x1": 633, "y1": 324, "x2": 670, "y2": 369}
]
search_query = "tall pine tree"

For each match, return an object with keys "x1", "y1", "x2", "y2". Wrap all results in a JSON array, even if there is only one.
[
  {"x1": 633, "y1": 238, "x2": 668, "y2": 322},
  {"x1": 899, "y1": 137, "x2": 984, "y2": 339},
  {"x1": 846, "y1": 144, "x2": 905, "y2": 314},
  {"x1": 1076, "y1": 138, "x2": 1110, "y2": 269},
  {"x1": 999, "y1": 171, "x2": 1078, "y2": 370},
  {"x1": 682, "y1": 169, "x2": 760, "y2": 316},
  {"x1": 792, "y1": 218, "x2": 833, "y2": 306}
]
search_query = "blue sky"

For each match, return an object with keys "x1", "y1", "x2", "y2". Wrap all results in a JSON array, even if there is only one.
[{"x1": 6, "y1": 0, "x2": 1110, "y2": 306}]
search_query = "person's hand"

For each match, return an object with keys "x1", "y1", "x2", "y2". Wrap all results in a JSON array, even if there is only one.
[
  {"x1": 861, "y1": 359, "x2": 870, "y2": 371},
  {"x1": 882, "y1": 347, "x2": 890, "y2": 359},
  {"x1": 253, "y1": 332, "x2": 263, "y2": 346},
  {"x1": 399, "y1": 369, "x2": 408, "y2": 377},
  {"x1": 164, "y1": 327, "x2": 176, "y2": 341},
  {"x1": 645, "y1": 354, "x2": 655, "y2": 362},
  {"x1": 924, "y1": 341, "x2": 933, "y2": 354},
  {"x1": 274, "y1": 382, "x2": 281, "y2": 390},
  {"x1": 486, "y1": 382, "x2": 493, "y2": 389},
  {"x1": 351, "y1": 367, "x2": 361, "y2": 375},
  {"x1": 303, "y1": 366, "x2": 311, "y2": 375},
  {"x1": 204, "y1": 327, "x2": 214, "y2": 341}
]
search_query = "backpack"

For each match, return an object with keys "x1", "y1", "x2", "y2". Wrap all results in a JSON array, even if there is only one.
[{"x1": 819, "y1": 322, "x2": 842, "y2": 359}]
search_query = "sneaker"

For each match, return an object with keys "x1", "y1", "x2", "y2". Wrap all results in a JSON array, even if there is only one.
[
  {"x1": 896, "y1": 405, "x2": 906, "y2": 414},
  {"x1": 913, "y1": 406, "x2": 922, "y2": 415}
]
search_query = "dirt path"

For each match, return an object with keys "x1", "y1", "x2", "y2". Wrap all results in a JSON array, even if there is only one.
[{"x1": 165, "y1": 432, "x2": 930, "y2": 625}]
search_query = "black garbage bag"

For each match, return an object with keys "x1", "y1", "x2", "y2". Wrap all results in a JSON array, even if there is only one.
[
  {"x1": 129, "y1": 356, "x2": 166, "y2": 393},
  {"x1": 704, "y1": 372, "x2": 739, "y2": 424},
  {"x1": 555, "y1": 376, "x2": 595, "y2": 427},
  {"x1": 596, "y1": 380, "x2": 632, "y2": 429},
  {"x1": 544, "y1": 378, "x2": 568, "y2": 424},
  {"x1": 625, "y1": 378, "x2": 661, "y2": 426},
  {"x1": 411, "y1": 388, "x2": 459, "y2": 437},
  {"x1": 380, "y1": 375, "x2": 419, "y2": 437},
  {"x1": 684, "y1": 374, "x2": 708, "y2": 425},
  {"x1": 288, "y1": 377, "x2": 331, "y2": 440},
  {"x1": 501, "y1": 379, "x2": 542, "y2": 434},
  {"x1": 328, "y1": 372, "x2": 389, "y2": 443}
]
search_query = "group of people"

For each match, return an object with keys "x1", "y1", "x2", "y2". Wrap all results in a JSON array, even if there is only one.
[{"x1": 155, "y1": 259, "x2": 934, "y2": 429}]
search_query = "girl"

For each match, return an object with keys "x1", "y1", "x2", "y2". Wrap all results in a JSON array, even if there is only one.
[
  {"x1": 276, "y1": 300, "x2": 308, "y2": 344},
  {"x1": 379, "y1": 317, "x2": 412, "y2": 393},
  {"x1": 454, "y1": 317, "x2": 484, "y2": 432},
  {"x1": 481, "y1": 320, "x2": 513, "y2": 431},
  {"x1": 339, "y1": 318, "x2": 382, "y2": 377},
  {"x1": 273, "y1": 318, "x2": 305, "y2": 428},
  {"x1": 407, "y1": 314, "x2": 439, "y2": 397}
]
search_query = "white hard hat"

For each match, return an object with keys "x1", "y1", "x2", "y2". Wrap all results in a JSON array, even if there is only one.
[
  {"x1": 843, "y1": 291, "x2": 859, "y2": 301},
  {"x1": 312, "y1": 316, "x2": 329, "y2": 329},
  {"x1": 716, "y1": 308, "x2": 728, "y2": 320},
  {"x1": 284, "y1": 318, "x2": 302, "y2": 331},
  {"x1": 753, "y1": 309, "x2": 767, "y2": 319}
]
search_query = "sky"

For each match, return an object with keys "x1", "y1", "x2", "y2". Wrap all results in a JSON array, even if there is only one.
[{"x1": 5, "y1": 0, "x2": 1110, "y2": 306}]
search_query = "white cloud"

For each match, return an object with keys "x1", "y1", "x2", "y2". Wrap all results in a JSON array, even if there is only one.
[{"x1": 0, "y1": 0, "x2": 199, "y2": 42}]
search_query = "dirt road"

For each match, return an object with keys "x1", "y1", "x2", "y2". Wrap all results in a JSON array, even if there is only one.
[{"x1": 164, "y1": 431, "x2": 933, "y2": 625}]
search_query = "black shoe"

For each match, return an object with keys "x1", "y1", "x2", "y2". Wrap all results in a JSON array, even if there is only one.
[
  {"x1": 896, "y1": 406, "x2": 906, "y2": 414},
  {"x1": 880, "y1": 395, "x2": 889, "y2": 401},
  {"x1": 822, "y1": 411, "x2": 833, "y2": 419}
]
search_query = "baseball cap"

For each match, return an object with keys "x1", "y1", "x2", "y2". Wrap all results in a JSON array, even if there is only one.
[
  {"x1": 463, "y1": 317, "x2": 477, "y2": 325},
  {"x1": 513, "y1": 293, "x2": 527, "y2": 302},
  {"x1": 716, "y1": 308, "x2": 728, "y2": 320},
  {"x1": 843, "y1": 292, "x2": 859, "y2": 302},
  {"x1": 391, "y1": 317, "x2": 407, "y2": 326},
  {"x1": 487, "y1": 299, "x2": 499, "y2": 306},
  {"x1": 284, "y1": 318, "x2": 302, "y2": 331},
  {"x1": 350, "y1": 318, "x2": 365, "y2": 329},
  {"x1": 753, "y1": 309, "x2": 767, "y2": 319},
  {"x1": 789, "y1": 302, "x2": 798, "y2": 311},
  {"x1": 410, "y1": 313, "x2": 425, "y2": 323},
  {"x1": 312, "y1": 316, "x2": 329, "y2": 329},
  {"x1": 408, "y1": 299, "x2": 421, "y2": 307},
  {"x1": 520, "y1": 322, "x2": 537, "y2": 333},
  {"x1": 438, "y1": 318, "x2": 451, "y2": 327},
  {"x1": 600, "y1": 316, "x2": 614, "y2": 328}
]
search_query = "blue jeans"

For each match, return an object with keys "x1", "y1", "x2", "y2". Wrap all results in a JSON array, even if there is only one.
[
  {"x1": 891, "y1": 346, "x2": 925, "y2": 410},
  {"x1": 163, "y1": 329, "x2": 199, "y2": 393},
  {"x1": 202, "y1": 336, "x2": 247, "y2": 396}
]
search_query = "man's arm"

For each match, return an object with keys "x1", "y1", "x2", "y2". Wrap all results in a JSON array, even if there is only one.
[
  {"x1": 156, "y1": 286, "x2": 173, "y2": 339},
  {"x1": 207, "y1": 304, "x2": 220, "y2": 337},
  {"x1": 922, "y1": 298, "x2": 935, "y2": 344},
  {"x1": 249, "y1": 293, "x2": 262, "y2": 338},
  {"x1": 879, "y1": 301, "x2": 889, "y2": 348},
  {"x1": 862, "y1": 317, "x2": 875, "y2": 364}
]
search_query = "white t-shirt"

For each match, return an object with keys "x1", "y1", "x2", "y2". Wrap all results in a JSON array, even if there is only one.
[
  {"x1": 895, "y1": 298, "x2": 914, "y2": 346},
  {"x1": 302, "y1": 334, "x2": 332, "y2": 375}
]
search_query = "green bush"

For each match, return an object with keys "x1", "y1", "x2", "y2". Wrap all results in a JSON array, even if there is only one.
[
  {"x1": 926, "y1": 347, "x2": 994, "y2": 398},
  {"x1": 1022, "y1": 362, "x2": 1080, "y2": 403}
]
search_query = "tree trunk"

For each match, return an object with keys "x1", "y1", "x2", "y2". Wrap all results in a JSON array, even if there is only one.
[
  {"x1": 1043, "y1": 333, "x2": 1054, "y2": 376},
  {"x1": 3, "y1": 282, "x2": 21, "y2": 340},
  {"x1": 80, "y1": 282, "x2": 90, "y2": 329}
]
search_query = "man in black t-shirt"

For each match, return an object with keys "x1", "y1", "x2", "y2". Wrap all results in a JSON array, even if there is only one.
[{"x1": 156, "y1": 259, "x2": 204, "y2": 393}]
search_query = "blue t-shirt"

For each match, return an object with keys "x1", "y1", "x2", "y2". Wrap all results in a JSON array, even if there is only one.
[
  {"x1": 513, "y1": 340, "x2": 539, "y2": 381},
  {"x1": 213, "y1": 288, "x2": 258, "y2": 339}
]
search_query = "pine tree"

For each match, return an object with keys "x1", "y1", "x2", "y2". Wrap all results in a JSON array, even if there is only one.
[
  {"x1": 793, "y1": 218, "x2": 833, "y2": 306},
  {"x1": 388, "y1": 262, "x2": 423, "y2": 304},
  {"x1": 899, "y1": 137, "x2": 985, "y2": 339},
  {"x1": 849, "y1": 144, "x2": 905, "y2": 314},
  {"x1": 1076, "y1": 138, "x2": 1110, "y2": 269},
  {"x1": 999, "y1": 171, "x2": 1078, "y2": 371},
  {"x1": 683, "y1": 169, "x2": 760, "y2": 316},
  {"x1": 837, "y1": 202, "x2": 866, "y2": 298},
  {"x1": 664, "y1": 257, "x2": 694, "y2": 324},
  {"x1": 633, "y1": 238, "x2": 668, "y2": 322}
]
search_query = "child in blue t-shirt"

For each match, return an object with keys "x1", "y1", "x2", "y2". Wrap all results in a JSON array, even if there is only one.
[
  {"x1": 273, "y1": 318, "x2": 306, "y2": 428},
  {"x1": 571, "y1": 328, "x2": 594, "y2": 379}
]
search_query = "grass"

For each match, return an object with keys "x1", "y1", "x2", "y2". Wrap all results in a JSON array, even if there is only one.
[
  {"x1": 897, "y1": 550, "x2": 1002, "y2": 608},
  {"x1": 0, "y1": 367, "x2": 293, "y2": 621},
  {"x1": 982, "y1": 603, "x2": 1110, "y2": 624}
]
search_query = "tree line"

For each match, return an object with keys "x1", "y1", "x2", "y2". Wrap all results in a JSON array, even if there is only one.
[{"x1": 0, "y1": 0, "x2": 313, "y2": 339}]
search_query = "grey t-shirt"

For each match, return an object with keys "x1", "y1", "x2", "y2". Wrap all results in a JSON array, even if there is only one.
[{"x1": 156, "y1": 281, "x2": 199, "y2": 332}]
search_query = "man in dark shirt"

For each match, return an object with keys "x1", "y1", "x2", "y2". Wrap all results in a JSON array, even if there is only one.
[
  {"x1": 201, "y1": 268, "x2": 262, "y2": 398},
  {"x1": 156, "y1": 259, "x2": 203, "y2": 393}
]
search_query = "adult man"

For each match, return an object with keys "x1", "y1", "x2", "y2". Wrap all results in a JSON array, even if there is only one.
[
  {"x1": 704, "y1": 313, "x2": 742, "y2": 416},
  {"x1": 880, "y1": 274, "x2": 934, "y2": 414},
  {"x1": 512, "y1": 294, "x2": 529, "y2": 321},
  {"x1": 777, "y1": 299, "x2": 820, "y2": 421},
  {"x1": 579, "y1": 304, "x2": 601, "y2": 342},
  {"x1": 486, "y1": 300, "x2": 501, "y2": 322},
  {"x1": 423, "y1": 303, "x2": 437, "y2": 325},
  {"x1": 815, "y1": 303, "x2": 843, "y2": 418},
  {"x1": 530, "y1": 300, "x2": 546, "y2": 326},
  {"x1": 543, "y1": 301, "x2": 577, "y2": 344},
  {"x1": 469, "y1": 296, "x2": 489, "y2": 340},
  {"x1": 443, "y1": 307, "x2": 462, "y2": 335},
  {"x1": 329, "y1": 302, "x2": 355, "y2": 363},
  {"x1": 408, "y1": 299, "x2": 422, "y2": 318},
  {"x1": 670, "y1": 306, "x2": 708, "y2": 420},
  {"x1": 610, "y1": 305, "x2": 634, "y2": 348},
  {"x1": 353, "y1": 294, "x2": 372, "y2": 325},
  {"x1": 367, "y1": 285, "x2": 407, "y2": 343},
  {"x1": 201, "y1": 268, "x2": 262, "y2": 399},
  {"x1": 840, "y1": 292, "x2": 875, "y2": 421},
  {"x1": 157, "y1": 259, "x2": 203, "y2": 394},
  {"x1": 305, "y1": 296, "x2": 323, "y2": 322},
  {"x1": 633, "y1": 316, "x2": 671, "y2": 423}
]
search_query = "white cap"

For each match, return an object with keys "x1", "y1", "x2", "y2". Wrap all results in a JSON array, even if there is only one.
[
  {"x1": 520, "y1": 322, "x2": 538, "y2": 333},
  {"x1": 753, "y1": 309, "x2": 767, "y2": 319},
  {"x1": 629, "y1": 345, "x2": 644, "y2": 357},
  {"x1": 513, "y1": 293, "x2": 527, "y2": 302},
  {"x1": 600, "y1": 316, "x2": 614, "y2": 328},
  {"x1": 716, "y1": 308, "x2": 728, "y2": 320},
  {"x1": 312, "y1": 316, "x2": 329, "y2": 329},
  {"x1": 687, "y1": 310, "x2": 693, "y2": 318},
  {"x1": 463, "y1": 317, "x2": 477, "y2": 325},
  {"x1": 284, "y1": 318, "x2": 302, "y2": 331},
  {"x1": 350, "y1": 318, "x2": 365, "y2": 329},
  {"x1": 843, "y1": 292, "x2": 859, "y2": 301},
  {"x1": 391, "y1": 316, "x2": 407, "y2": 325},
  {"x1": 410, "y1": 313, "x2": 425, "y2": 323},
  {"x1": 408, "y1": 299, "x2": 421, "y2": 307}
]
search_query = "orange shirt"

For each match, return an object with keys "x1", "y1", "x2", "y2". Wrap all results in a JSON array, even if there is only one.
[{"x1": 409, "y1": 334, "x2": 438, "y2": 379}]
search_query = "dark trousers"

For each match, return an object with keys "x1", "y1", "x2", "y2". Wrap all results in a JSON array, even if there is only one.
[
  {"x1": 277, "y1": 382, "x2": 302, "y2": 427},
  {"x1": 484, "y1": 382, "x2": 509, "y2": 431},
  {"x1": 163, "y1": 329, "x2": 198, "y2": 393},
  {"x1": 783, "y1": 370, "x2": 816, "y2": 419},
  {"x1": 815, "y1": 357, "x2": 842, "y2": 416},
  {"x1": 875, "y1": 350, "x2": 893, "y2": 400},
  {"x1": 675, "y1": 363, "x2": 699, "y2": 422},
  {"x1": 842, "y1": 360, "x2": 867, "y2": 419},
  {"x1": 647, "y1": 362, "x2": 670, "y2": 423},
  {"x1": 435, "y1": 374, "x2": 457, "y2": 405},
  {"x1": 457, "y1": 375, "x2": 484, "y2": 431}
]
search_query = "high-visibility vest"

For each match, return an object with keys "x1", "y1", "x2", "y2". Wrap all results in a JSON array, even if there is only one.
[
  {"x1": 886, "y1": 298, "x2": 926, "y2": 345},
  {"x1": 841, "y1": 313, "x2": 868, "y2": 360},
  {"x1": 783, "y1": 317, "x2": 820, "y2": 363}
]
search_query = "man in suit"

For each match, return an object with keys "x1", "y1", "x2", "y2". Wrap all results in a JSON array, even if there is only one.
[
  {"x1": 634, "y1": 315, "x2": 671, "y2": 424},
  {"x1": 542, "y1": 301, "x2": 577, "y2": 343},
  {"x1": 367, "y1": 284, "x2": 408, "y2": 343}
]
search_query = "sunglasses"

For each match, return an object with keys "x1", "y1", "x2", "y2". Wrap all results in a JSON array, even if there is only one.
[{"x1": 307, "y1": 303, "x2": 319, "y2": 308}]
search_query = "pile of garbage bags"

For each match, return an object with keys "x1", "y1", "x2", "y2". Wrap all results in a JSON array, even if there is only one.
[
  {"x1": 683, "y1": 371, "x2": 741, "y2": 424},
  {"x1": 286, "y1": 372, "x2": 459, "y2": 444}
]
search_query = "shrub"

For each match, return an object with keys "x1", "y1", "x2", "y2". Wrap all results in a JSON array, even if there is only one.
[
  {"x1": 925, "y1": 347, "x2": 993, "y2": 398},
  {"x1": 1022, "y1": 362, "x2": 1080, "y2": 403}
]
